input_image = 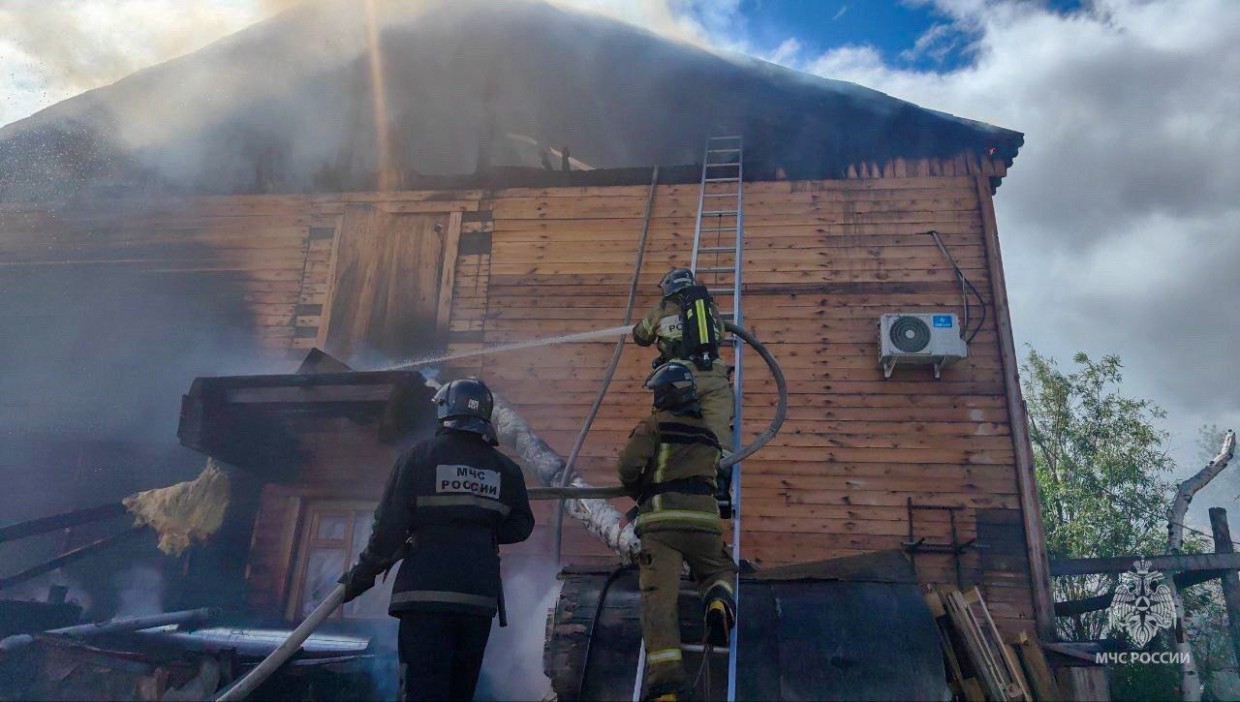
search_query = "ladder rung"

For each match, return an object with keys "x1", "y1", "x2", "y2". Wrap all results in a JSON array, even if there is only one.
[
  {"x1": 698, "y1": 246, "x2": 735, "y2": 253},
  {"x1": 706, "y1": 148, "x2": 742, "y2": 154},
  {"x1": 703, "y1": 193, "x2": 738, "y2": 198},
  {"x1": 704, "y1": 177, "x2": 739, "y2": 182},
  {"x1": 707, "y1": 287, "x2": 735, "y2": 295},
  {"x1": 705, "y1": 163, "x2": 740, "y2": 169},
  {"x1": 697, "y1": 266, "x2": 734, "y2": 273},
  {"x1": 681, "y1": 643, "x2": 730, "y2": 654}
]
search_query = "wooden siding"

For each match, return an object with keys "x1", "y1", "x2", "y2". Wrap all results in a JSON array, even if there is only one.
[
  {"x1": 0, "y1": 167, "x2": 1043, "y2": 635},
  {"x1": 433, "y1": 175, "x2": 1040, "y2": 636}
]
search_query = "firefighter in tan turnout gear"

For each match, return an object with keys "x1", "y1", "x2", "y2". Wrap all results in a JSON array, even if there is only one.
[
  {"x1": 634, "y1": 267, "x2": 737, "y2": 516},
  {"x1": 618, "y1": 361, "x2": 738, "y2": 702}
]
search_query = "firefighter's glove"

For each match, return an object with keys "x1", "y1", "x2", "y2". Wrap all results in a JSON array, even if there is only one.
[{"x1": 339, "y1": 562, "x2": 379, "y2": 603}]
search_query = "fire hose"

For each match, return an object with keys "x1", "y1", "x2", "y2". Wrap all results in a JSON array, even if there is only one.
[
  {"x1": 528, "y1": 320, "x2": 789, "y2": 500},
  {"x1": 214, "y1": 321, "x2": 785, "y2": 701}
]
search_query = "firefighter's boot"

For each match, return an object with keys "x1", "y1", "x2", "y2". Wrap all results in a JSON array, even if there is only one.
[{"x1": 703, "y1": 592, "x2": 735, "y2": 648}]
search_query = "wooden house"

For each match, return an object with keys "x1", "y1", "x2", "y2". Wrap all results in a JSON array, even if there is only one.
[{"x1": 0, "y1": 1, "x2": 1059, "y2": 697}]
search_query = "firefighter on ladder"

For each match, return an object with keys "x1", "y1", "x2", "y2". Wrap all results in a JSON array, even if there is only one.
[
  {"x1": 633, "y1": 267, "x2": 737, "y2": 515},
  {"x1": 619, "y1": 361, "x2": 739, "y2": 702}
]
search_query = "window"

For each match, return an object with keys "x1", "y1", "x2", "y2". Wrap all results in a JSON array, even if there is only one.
[{"x1": 289, "y1": 502, "x2": 396, "y2": 620}]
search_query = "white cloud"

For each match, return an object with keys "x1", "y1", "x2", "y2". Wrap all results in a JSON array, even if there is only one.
[{"x1": 766, "y1": 37, "x2": 803, "y2": 65}]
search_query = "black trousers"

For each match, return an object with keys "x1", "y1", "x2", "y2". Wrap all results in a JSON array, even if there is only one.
[{"x1": 397, "y1": 611, "x2": 493, "y2": 701}]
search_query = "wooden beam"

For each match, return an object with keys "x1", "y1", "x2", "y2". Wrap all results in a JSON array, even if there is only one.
[
  {"x1": 528, "y1": 485, "x2": 627, "y2": 500},
  {"x1": 0, "y1": 527, "x2": 146, "y2": 591},
  {"x1": 1013, "y1": 632, "x2": 1059, "y2": 702},
  {"x1": 976, "y1": 175, "x2": 1055, "y2": 639},
  {"x1": 1054, "y1": 569, "x2": 1226, "y2": 616},
  {"x1": 1051, "y1": 552, "x2": 1240, "y2": 577},
  {"x1": 225, "y1": 385, "x2": 394, "y2": 404},
  {"x1": 1209, "y1": 508, "x2": 1240, "y2": 671},
  {"x1": 0, "y1": 503, "x2": 127, "y2": 544},
  {"x1": 436, "y1": 211, "x2": 463, "y2": 333}
]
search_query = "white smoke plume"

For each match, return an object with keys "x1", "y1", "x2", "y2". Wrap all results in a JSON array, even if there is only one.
[
  {"x1": 112, "y1": 565, "x2": 165, "y2": 617},
  {"x1": 477, "y1": 558, "x2": 562, "y2": 701}
]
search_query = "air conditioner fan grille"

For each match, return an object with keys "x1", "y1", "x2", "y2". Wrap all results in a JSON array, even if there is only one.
[{"x1": 889, "y1": 316, "x2": 931, "y2": 353}]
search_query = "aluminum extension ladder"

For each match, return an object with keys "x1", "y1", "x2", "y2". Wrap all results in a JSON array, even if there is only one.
[{"x1": 631, "y1": 135, "x2": 746, "y2": 702}]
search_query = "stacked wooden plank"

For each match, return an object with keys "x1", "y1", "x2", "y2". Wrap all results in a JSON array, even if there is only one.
[{"x1": 926, "y1": 587, "x2": 1058, "y2": 701}]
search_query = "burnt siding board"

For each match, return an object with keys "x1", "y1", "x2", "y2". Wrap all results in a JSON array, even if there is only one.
[{"x1": 458, "y1": 231, "x2": 493, "y2": 256}]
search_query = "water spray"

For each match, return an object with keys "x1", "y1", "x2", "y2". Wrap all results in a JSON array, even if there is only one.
[{"x1": 377, "y1": 324, "x2": 636, "y2": 371}]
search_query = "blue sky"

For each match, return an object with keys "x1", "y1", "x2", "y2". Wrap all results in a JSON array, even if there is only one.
[
  {"x1": 722, "y1": 0, "x2": 1087, "y2": 73},
  {"x1": 748, "y1": 0, "x2": 979, "y2": 70}
]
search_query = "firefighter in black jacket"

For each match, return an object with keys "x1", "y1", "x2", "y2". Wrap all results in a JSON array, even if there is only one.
[{"x1": 340, "y1": 377, "x2": 534, "y2": 701}]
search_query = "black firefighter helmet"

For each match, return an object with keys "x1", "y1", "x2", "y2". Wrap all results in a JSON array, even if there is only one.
[
  {"x1": 433, "y1": 377, "x2": 498, "y2": 445},
  {"x1": 658, "y1": 267, "x2": 696, "y2": 298},
  {"x1": 645, "y1": 361, "x2": 699, "y2": 412}
]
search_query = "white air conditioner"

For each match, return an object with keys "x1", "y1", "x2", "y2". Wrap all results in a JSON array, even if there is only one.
[{"x1": 879, "y1": 312, "x2": 968, "y2": 379}]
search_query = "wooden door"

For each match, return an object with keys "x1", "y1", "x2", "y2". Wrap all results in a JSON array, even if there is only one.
[{"x1": 322, "y1": 206, "x2": 447, "y2": 362}]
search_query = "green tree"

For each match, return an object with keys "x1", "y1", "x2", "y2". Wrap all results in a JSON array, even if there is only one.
[
  {"x1": 1023, "y1": 350, "x2": 1177, "y2": 641},
  {"x1": 1023, "y1": 350, "x2": 1228, "y2": 699}
]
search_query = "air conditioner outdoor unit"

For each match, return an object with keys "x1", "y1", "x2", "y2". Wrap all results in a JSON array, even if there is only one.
[{"x1": 879, "y1": 312, "x2": 968, "y2": 379}]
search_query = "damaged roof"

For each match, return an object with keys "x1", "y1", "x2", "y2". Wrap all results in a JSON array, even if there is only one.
[{"x1": 0, "y1": 0, "x2": 1023, "y2": 201}]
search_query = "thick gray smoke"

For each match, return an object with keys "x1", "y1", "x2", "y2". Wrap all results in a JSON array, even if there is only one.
[
  {"x1": 0, "y1": 215, "x2": 283, "y2": 615},
  {"x1": 113, "y1": 565, "x2": 165, "y2": 618},
  {"x1": 0, "y1": 0, "x2": 1018, "y2": 201},
  {"x1": 477, "y1": 558, "x2": 562, "y2": 701}
]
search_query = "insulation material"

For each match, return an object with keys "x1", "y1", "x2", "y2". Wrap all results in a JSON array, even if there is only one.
[
  {"x1": 122, "y1": 461, "x2": 230, "y2": 555},
  {"x1": 490, "y1": 393, "x2": 640, "y2": 561}
]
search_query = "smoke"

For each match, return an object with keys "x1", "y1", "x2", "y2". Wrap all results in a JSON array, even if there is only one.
[
  {"x1": 113, "y1": 565, "x2": 164, "y2": 618},
  {"x1": 0, "y1": 0, "x2": 739, "y2": 130},
  {"x1": 477, "y1": 558, "x2": 561, "y2": 701},
  {"x1": 0, "y1": 201, "x2": 285, "y2": 616},
  {"x1": 0, "y1": 1, "x2": 268, "y2": 127}
]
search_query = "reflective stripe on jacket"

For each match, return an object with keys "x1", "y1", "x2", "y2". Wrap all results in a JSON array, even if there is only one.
[
  {"x1": 617, "y1": 410, "x2": 722, "y2": 535},
  {"x1": 355, "y1": 429, "x2": 535, "y2": 617}
]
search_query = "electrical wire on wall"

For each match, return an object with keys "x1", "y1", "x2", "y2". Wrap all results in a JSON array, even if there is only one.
[{"x1": 926, "y1": 229, "x2": 987, "y2": 343}]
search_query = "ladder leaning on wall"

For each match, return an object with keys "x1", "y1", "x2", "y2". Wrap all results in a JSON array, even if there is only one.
[{"x1": 631, "y1": 135, "x2": 747, "y2": 702}]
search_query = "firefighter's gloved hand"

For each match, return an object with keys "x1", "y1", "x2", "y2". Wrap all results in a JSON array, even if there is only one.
[{"x1": 339, "y1": 562, "x2": 379, "y2": 603}]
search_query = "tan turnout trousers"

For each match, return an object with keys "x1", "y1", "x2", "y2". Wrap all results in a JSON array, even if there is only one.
[{"x1": 638, "y1": 530, "x2": 738, "y2": 694}]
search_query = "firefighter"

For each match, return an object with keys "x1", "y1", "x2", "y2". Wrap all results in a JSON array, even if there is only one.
[
  {"x1": 634, "y1": 267, "x2": 737, "y2": 513},
  {"x1": 339, "y1": 377, "x2": 534, "y2": 702},
  {"x1": 619, "y1": 361, "x2": 738, "y2": 702}
]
